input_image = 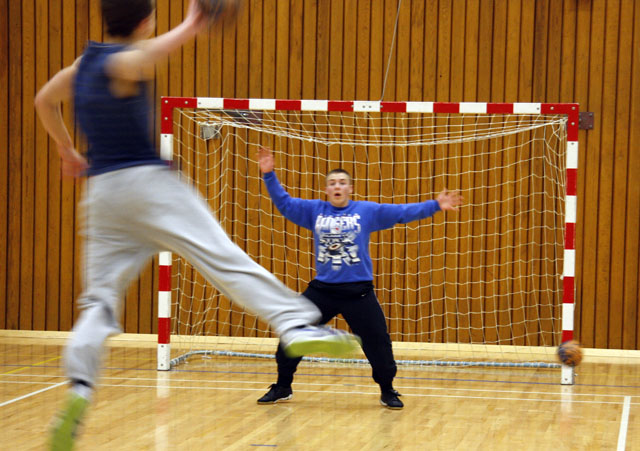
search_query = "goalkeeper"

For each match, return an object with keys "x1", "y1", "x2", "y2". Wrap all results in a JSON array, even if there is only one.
[{"x1": 256, "y1": 147, "x2": 463, "y2": 409}]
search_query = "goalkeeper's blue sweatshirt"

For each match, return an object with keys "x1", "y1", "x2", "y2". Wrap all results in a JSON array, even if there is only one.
[{"x1": 263, "y1": 171, "x2": 442, "y2": 284}]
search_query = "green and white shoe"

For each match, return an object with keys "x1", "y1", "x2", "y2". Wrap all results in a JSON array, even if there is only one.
[
  {"x1": 282, "y1": 325, "x2": 361, "y2": 358},
  {"x1": 49, "y1": 392, "x2": 89, "y2": 451}
]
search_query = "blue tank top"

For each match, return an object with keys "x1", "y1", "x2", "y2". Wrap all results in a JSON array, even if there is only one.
[{"x1": 74, "y1": 41, "x2": 164, "y2": 176}]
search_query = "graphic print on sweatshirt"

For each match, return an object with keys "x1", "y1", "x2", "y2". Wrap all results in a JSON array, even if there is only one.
[{"x1": 315, "y1": 213, "x2": 362, "y2": 270}]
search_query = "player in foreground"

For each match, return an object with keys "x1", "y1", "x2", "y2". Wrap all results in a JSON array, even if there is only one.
[
  {"x1": 35, "y1": 1, "x2": 358, "y2": 449},
  {"x1": 256, "y1": 147, "x2": 463, "y2": 409}
]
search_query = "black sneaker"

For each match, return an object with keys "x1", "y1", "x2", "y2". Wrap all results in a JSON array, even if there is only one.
[
  {"x1": 257, "y1": 384, "x2": 293, "y2": 404},
  {"x1": 380, "y1": 389, "x2": 404, "y2": 410}
]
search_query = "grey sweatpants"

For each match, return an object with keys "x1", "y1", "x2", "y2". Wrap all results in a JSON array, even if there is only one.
[{"x1": 65, "y1": 165, "x2": 320, "y2": 386}]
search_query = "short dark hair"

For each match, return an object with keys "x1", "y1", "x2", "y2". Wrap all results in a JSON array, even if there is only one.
[
  {"x1": 326, "y1": 168, "x2": 352, "y2": 184},
  {"x1": 101, "y1": 0, "x2": 154, "y2": 37}
]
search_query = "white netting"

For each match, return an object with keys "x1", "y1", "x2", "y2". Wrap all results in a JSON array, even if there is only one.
[{"x1": 167, "y1": 105, "x2": 567, "y2": 366}]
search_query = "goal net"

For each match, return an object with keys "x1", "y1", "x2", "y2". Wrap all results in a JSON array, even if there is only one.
[{"x1": 157, "y1": 98, "x2": 578, "y2": 382}]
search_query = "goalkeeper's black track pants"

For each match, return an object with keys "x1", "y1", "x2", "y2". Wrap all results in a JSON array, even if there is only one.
[{"x1": 275, "y1": 279, "x2": 398, "y2": 391}]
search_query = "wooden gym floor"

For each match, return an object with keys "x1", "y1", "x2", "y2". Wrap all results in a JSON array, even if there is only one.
[{"x1": 1, "y1": 331, "x2": 638, "y2": 450}]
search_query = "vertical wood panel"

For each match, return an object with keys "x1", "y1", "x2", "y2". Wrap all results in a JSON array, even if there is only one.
[
  {"x1": 612, "y1": 0, "x2": 640, "y2": 349},
  {"x1": 7, "y1": 0, "x2": 23, "y2": 330},
  {"x1": 626, "y1": 0, "x2": 640, "y2": 349},
  {"x1": 0, "y1": 0, "x2": 7, "y2": 329},
  {"x1": 573, "y1": 0, "x2": 591, "y2": 345},
  {"x1": 33, "y1": 0, "x2": 50, "y2": 330},
  {"x1": 20, "y1": 0, "x2": 36, "y2": 330},
  {"x1": 608, "y1": 0, "x2": 630, "y2": 349},
  {"x1": 595, "y1": 0, "x2": 618, "y2": 348},
  {"x1": 579, "y1": 0, "x2": 602, "y2": 347}
]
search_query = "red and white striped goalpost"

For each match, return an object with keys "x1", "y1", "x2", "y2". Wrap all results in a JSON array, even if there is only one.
[{"x1": 156, "y1": 97, "x2": 579, "y2": 384}]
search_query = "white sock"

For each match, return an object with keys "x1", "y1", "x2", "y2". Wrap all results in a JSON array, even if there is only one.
[{"x1": 71, "y1": 383, "x2": 93, "y2": 402}]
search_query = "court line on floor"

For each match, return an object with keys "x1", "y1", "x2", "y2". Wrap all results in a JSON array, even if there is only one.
[
  {"x1": 617, "y1": 396, "x2": 631, "y2": 451},
  {"x1": 2, "y1": 373, "x2": 639, "y2": 401},
  {"x1": 3, "y1": 362, "x2": 640, "y2": 389},
  {"x1": 17, "y1": 380, "x2": 628, "y2": 406},
  {"x1": 0, "y1": 356, "x2": 61, "y2": 375},
  {"x1": 0, "y1": 381, "x2": 66, "y2": 408}
]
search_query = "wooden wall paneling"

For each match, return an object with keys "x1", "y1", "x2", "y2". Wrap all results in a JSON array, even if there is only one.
[
  {"x1": 573, "y1": 0, "x2": 592, "y2": 345},
  {"x1": 546, "y1": 0, "x2": 563, "y2": 102},
  {"x1": 58, "y1": 0, "x2": 75, "y2": 331},
  {"x1": 405, "y1": 0, "x2": 425, "y2": 339},
  {"x1": 526, "y1": 0, "x2": 549, "y2": 346},
  {"x1": 543, "y1": 0, "x2": 564, "y2": 345},
  {"x1": 517, "y1": 0, "x2": 536, "y2": 344},
  {"x1": 477, "y1": 0, "x2": 494, "y2": 102},
  {"x1": 258, "y1": 0, "x2": 278, "y2": 304},
  {"x1": 44, "y1": 0, "x2": 61, "y2": 331},
  {"x1": 136, "y1": 264, "x2": 153, "y2": 334},
  {"x1": 450, "y1": 0, "x2": 465, "y2": 102},
  {"x1": 615, "y1": 0, "x2": 637, "y2": 350},
  {"x1": 355, "y1": 0, "x2": 370, "y2": 101},
  {"x1": 504, "y1": 0, "x2": 521, "y2": 101},
  {"x1": 298, "y1": 0, "x2": 317, "y2": 290},
  {"x1": 249, "y1": 0, "x2": 273, "y2": 336},
  {"x1": 245, "y1": 0, "x2": 267, "y2": 335},
  {"x1": 58, "y1": 2, "x2": 72, "y2": 331},
  {"x1": 422, "y1": 0, "x2": 438, "y2": 342},
  {"x1": 475, "y1": 0, "x2": 494, "y2": 342},
  {"x1": 596, "y1": 0, "x2": 619, "y2": 348},
  {"x1": 340, "y1": 0, "x2": 356, "y2": 100},
  {"x1": 388, "y1": 0, "x2": 410, "y2": 340},
  {"x1": 492, "y1": 1, "x2": 512, "y2": 343},
  {"x1": 315, "y1": 0, "x2": 330, "y2": 100},
  {"x1": 286, "y1": 0, "x2": 303, "y2": 295},
  {"x1": 234, "y1": 2, "x2": 251, "y2": 333},
  {"x1": 7, "y1": 0, "x2": 23, "y2": 330},
  {"x1": 422, "y1": 0, "x2": 437, "y2": 100},
  {"x1": 328, "y1": 0, "x2": 344, "y2": 101},
  {"x1": 438, "y1": 0, "x2": 459, "y2": 342},
  {"x1": 583, "y1": 0, "x2": 606, "y2": 348},
  {"x1": 21, "y1": 0, "x2": 36, "y2": 331},
  {"x1": 0, "y1": 0, "x2": 8, "y2": 329},
  {"x1": 367, "y1": 1, "x2": 383, "y2": 325},
  {"x1": 505, "y1": 1, "x2": 523, "y2": 343},
  {"x1": 518, "y1": 0, "x2": 535, "y2": 101},
  {"x1": 451, "y1": 0, "x2": 470, "y2": 342},
  {"x1": 4, "y1": 0, "x2": 640, "y2": 347},
  {"x1": 559, "y1": 0, "x2": 577, "y2": 102},
  {"x1": 324, "y1": 0, "x2": 345, "y2": 331},
  {"x1": 462, "y1": 0, "x2": 482, "y2": 344},
  {"x1": 490, "y1": 0, "x2": 507, "y2": 101},
  {"x1": 376, "y1": 0, "x2": 396, "y2": 336},
  {"x1": 333, "y1": 0, "x2": 357, "y2": 333},
  {"x1": 368, "y1": 0, "x2": 383, "y2": 100},
  {"x1": 532, "y1": 0, "x2": 549, "y2": 101},
  {"x1": 33, "y1": 0, "x2": 50, "y2": 331},
  {"x1": 625, "y1": 0, "x2": 640, "y2": 350},
  {"x1": 168, "y1": 0, "x2": 183, "y2": 98},
  {"x1": 69, "y1": 0, "x2": 83, "y2": 327},
  {"x1": 274, "y1": 0, "x2": 293, "y2": 298}
]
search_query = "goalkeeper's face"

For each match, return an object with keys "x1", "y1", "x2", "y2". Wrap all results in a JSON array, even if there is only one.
[{"x1": 325, "y1": 173, "x2": 353, "y2": 208}]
